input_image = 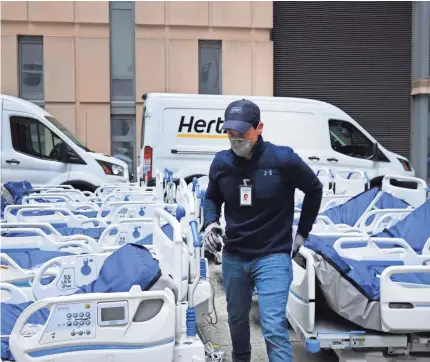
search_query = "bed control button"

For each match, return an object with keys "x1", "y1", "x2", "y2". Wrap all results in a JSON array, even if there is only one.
[
  {"x1": 78, "y1": 331, "x2": 83, "y2": 336},
  {"x1": 85, "y1": 320, "x2": 90, "y2": 325},
  {"x1": 86, "y1": 330, "x2": 90, "y2": 335},
  {"x1": 67, "y1": 313, "x2": 72, "y2": 318},
  {"x1": 67, "y1": 322, "x2": 72, "y2": 327},
  {"x1": 71, "y1": 331, "x2": 75, "y2": 336},
  {"x1": 79, "y1": 312, "x2": 84, "y2": 317},
  {"x1": 85, "y1": 312, "x2": 90, "y2": 317},
  {"x1": 73, "y1": 313, "x2": 78, "y2": 317}
]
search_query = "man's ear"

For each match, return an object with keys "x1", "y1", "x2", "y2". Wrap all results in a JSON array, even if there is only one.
[{"x1": 256, "y1": 122, "x2": 263, "y2": 136}]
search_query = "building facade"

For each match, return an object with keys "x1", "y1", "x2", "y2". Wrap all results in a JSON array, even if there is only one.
[
  {"x1": 1, "y1": 1, "x2": 273, "y2": 174},
  {"x1": 1, "y1": 1, "x2": 429, "y2": 181}
]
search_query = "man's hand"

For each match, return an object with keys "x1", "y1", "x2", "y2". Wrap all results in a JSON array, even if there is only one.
[
  {"x1": 204, "y1": 222, "x2": 223, "y2": 254},
  {"x1": 291, "y1": 233, "x2": 305, "y2": 258}
]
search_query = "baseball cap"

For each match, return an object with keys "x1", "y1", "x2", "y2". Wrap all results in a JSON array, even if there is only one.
[{"x1": 222, "y1": 99, "x2": 260, "y2": 134}]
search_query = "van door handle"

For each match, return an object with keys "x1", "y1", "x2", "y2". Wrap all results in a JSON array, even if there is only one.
[
  {"x1": 327, "y1": 158, "x2": 338, "y2": 162},
  {"x1": 308, "y1": 156, "x2": 320, "y2": 161},
  {"x1": 5, "y1": 159, "x2": 20, "y2": 165}
]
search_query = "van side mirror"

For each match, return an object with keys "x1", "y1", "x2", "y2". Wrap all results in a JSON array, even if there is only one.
[
  {"x1": 58, "y1": 142, "x2": 69, "y2": 162},
  {"x1": 370, "y1": 142, "x2": 379, "y2": 161},
  {"x1": 58, "y1": 142, "x2": 86, "y2": 164}
]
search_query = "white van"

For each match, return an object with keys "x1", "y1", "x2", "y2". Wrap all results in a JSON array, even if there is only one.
[
  {"x1": 138, "y1": 93, "x2": 414, "y2": 187},
  {"x1": 0, "y1": 94, "x2": 130, "y2": 191}
]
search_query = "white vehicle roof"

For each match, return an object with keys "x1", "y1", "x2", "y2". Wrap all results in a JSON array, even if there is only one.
[
  {"x1": 1, "y1": 94, "x2": 51, "y2": 118},
  {"x1": 143, "y1": 92, "x2": 351, "y2": 119}
]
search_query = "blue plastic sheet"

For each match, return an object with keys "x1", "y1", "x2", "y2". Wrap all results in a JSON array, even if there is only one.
[
  {"x1": 3, "y1": 181, "x2": 34, "y2": 204},
  {"x1": 305, "y1": 200, "x2": 430, "y2": 301},
  {"x1": 321, "y1": 187, "x2": 410, "y2": 226}
]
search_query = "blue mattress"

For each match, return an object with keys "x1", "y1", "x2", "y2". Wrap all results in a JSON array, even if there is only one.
[
  {"x1": 305, "y1": 200, "x2": 430, "y2": 301},
  {"x1": 321, "y1": 187, "x2": 410, "y2": 226},
  {"x1": 1, "y1": 244, "x2": 160, "y2": 361}
]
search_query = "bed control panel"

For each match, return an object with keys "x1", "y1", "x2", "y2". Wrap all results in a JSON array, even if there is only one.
[
  {"x1": 97, "y1": 301, "x2": 129, "y2": 327},
  {"x1": 41, "y1": 302, "x2": 97, "y2": 344}
]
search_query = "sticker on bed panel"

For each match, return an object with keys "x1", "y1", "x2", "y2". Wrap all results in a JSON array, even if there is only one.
[
  {"x1": 116, "y1": 231, "x2": 128, "y2": 245},
  {"x1": 58, "y1": 268, "x2": 75, "y2": 291}
]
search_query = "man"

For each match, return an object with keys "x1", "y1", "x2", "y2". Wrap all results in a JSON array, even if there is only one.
[{"x1": 203, "y1": 99, "x2": 323, "y2": 362}]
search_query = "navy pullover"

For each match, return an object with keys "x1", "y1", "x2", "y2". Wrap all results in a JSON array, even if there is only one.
[{"x1": 203, "y1": 136, "x2": 323, "y2": 258}]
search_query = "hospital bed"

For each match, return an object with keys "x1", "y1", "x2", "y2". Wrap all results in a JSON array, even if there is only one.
[
  {"x1": 287, "y1": 199, "x2": 430, "y2": 362},
  {"x1": 1, "y1": 210, "x2": 208, "y2": 361}
]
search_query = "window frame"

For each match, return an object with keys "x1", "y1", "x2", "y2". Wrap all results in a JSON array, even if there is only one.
[
  {"x1": 198, "y1": 40, "x2": 222, "y2": 95},
  {"x1": 9, "y1": 115, "x2": 66, "y2": 163},
  {"x1": 109, "y1": 1, "x2": 135, "y2": 103},
  {"x1": 328, "y1": 118, "x2": 375, "y2": 160},
  {"x1": 18, "y1": 35, "x2": 44, "y2": 107}
]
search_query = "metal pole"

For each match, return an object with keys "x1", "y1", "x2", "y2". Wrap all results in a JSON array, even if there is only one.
[{"x1": 411, "y1": 1, "x2": 429, "y2": 180}]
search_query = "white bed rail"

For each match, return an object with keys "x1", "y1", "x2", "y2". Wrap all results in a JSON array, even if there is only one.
[
  {"x1": 15, "y1": 206, "x2": 108, "y2": 228},
  {"x1": 22, "y1": 194, "x2": 100, "y2": 212},
  {"x1": 153, "y1": 207, "x2": 185, "y2": 302},
  {"x1": 32, "y1": 253, "x2": 110, "y2": 300},
  {"x1": 357, "y1": 208, "x2": 413, "y2": 234},
  {"x1": 333, "y1": 237, "x2": 430, "y2": 264},
  {"x1": 380, "y1": 265, "x2": 430, "y2": 332},
  {"x1": 97, "y1": 218, "x2": 154, "y2": 250},
  {"x1": 9, "y1": 286, "x2": 176, "y2": 362},
  {"x1": 1, "y1": 222, "x2": 98, "y2": 251},
  {"x1": 382, "y1": 175, "x2": 428, "y2": 208},
  {"x1": 0, "y1": 282, "x2": 29, "y2": 304}
]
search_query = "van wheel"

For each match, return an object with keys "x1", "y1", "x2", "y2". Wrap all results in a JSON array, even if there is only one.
[
  {"x1": 369, "y1": 176, "x2": 383, "y2": 189},
  {"x1": 64, "y1": 182, "x2": 96, "y2": 193}
]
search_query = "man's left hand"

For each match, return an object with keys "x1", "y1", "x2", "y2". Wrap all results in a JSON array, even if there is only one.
[{"x1": 292, "y1": 233, "x2": 305, "y2": 258}]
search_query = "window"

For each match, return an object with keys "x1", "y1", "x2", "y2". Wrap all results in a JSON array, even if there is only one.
[
  {"x1": 111, "y1": 115, "x2": 136, "y2": 178},
  {"x1": 10, "y1": 116, "x2": 65, "y2": 161},
  {"x1": 110, "y1": 1, "x2": 135, "y2": 101},
  {"x1": 329, "y1": 119, "x2": 373, "y2": 159},
  {"x1": 199, "y1": 40, "x2": 222, "y2": 95},
  {"x1": 18, "y1": 36, "x2": 44, "y2": 104}
]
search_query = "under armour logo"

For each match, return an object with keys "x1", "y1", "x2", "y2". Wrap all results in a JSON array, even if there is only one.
[{"x1": 264, "y1": 170, "x2": 273, "y2": 176}]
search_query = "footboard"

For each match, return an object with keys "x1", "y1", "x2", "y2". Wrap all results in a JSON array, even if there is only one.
[
  {"x1": 380, "y1": 265, "x2": 430, "y2": 332},
  {"x1": 287, "y1": 247, "x2": 316, "y2": 333},
  {"x1": 9, "y1": 286, "x2": 176, "y2": 362}
]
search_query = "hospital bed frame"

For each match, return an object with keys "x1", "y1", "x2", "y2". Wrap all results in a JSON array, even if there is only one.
[
  {"x1": 2, "y1": 208, "x2": 209, "y2": 361},
  {"x1": 287, "y1": 233, "x2": 430, "y2": 362}
]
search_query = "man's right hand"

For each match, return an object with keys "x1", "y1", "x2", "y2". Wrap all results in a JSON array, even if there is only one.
[{"x1": 204, "y1": 222, "x2": 223, "y2": 254}]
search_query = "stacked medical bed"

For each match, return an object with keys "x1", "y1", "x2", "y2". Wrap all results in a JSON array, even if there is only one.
[
  {"x1": 288, "y1": 174, "x2": 430, "y2": 362},
  {"x1": 1, "y1": 170, "x2": 213, "y2": 362}
]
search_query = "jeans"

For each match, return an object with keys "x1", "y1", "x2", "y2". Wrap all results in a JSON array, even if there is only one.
[{"x1": 222, "y1": 252, "x2": 293, "y2": 362}]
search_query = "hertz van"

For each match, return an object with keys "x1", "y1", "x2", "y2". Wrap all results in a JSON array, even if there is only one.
[
  {"x1": 1, "y1": 94, "x2": 130, "y2": 190},
  {"x1": 138, "y1": 93, "x2": 415, "y2": 187}
]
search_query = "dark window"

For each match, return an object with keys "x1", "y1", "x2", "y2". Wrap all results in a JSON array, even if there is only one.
[
  {"x1": 111, "y1": 115, "x2": 136, "y2": 174},
  {"x1": 329, "y1": 119, "x2": 373, "y2": 160},
  {"x1": 110, "y1": 1, "x2": 134, "y2": 101},
  {"x1": 18, "y1": 36, "x2": 44, "y2": 104},
  {"x1": 10, "y1": 116, "x2": 64, "y2": 161},
  {"x1": 199, "y1": 40, "x2": 222, "y2": 95}
]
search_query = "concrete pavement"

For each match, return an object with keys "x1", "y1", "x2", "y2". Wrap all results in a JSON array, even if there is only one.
[{"x1": 199, "y1": 261, "x2": 338, "y2": 362}]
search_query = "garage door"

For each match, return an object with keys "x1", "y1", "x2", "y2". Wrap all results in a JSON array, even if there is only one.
[{"x1": 272, "y1": 2, "x2": 412, "y2": 158}]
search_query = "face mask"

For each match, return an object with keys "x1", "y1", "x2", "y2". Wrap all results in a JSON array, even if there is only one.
[{"x1": 230, "y1": 137, "x2": 254, "y2": 159}]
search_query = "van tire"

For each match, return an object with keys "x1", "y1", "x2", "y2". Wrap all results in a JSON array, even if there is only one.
[
  {"x1": 369, "y1": 176, "x2": 383, "y2": 189},
  {"x1": 63, "y1": 181, "x2": 97, "y2": 193}
]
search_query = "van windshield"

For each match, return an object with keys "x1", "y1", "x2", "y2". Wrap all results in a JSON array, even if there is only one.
[{"x1": 45, "y1": 116, "x2": 92, "y2": 151}]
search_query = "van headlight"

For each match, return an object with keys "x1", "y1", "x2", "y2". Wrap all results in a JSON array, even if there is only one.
[
  {"x1": 397, "y1": 158, "x2": 412, "y2": 172},
  {"x1": 97, "y1": 160, "x2": 124, "y2": 177}
]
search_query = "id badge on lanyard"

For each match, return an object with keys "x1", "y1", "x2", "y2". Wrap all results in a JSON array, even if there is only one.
[{"x1": 240, "y1": 179, "x2": 252, "y2": 207}]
